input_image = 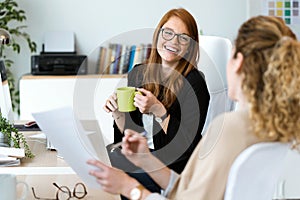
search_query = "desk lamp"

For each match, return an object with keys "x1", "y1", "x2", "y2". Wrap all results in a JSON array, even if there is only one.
[{"x1": 0, "y1": 28, "x2": 10, "y2": 45}]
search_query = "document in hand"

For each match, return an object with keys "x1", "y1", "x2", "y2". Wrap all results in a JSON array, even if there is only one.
[{"x1": 32, "y1": 107, "x2": 111, "y2": 189}]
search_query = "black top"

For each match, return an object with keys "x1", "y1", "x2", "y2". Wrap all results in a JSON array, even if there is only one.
[{"x1": 113, "y1": 64, "x2": 210, "y2": 173}]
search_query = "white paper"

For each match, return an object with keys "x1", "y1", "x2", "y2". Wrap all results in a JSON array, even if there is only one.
[
  {"x1": 0, "y1": 155, "x2": 17, "y2": 163},
  {"x1": 0, "y1": 154, "x2": 20, "y2": 166},
  {"x1": 44, "y1": 31, "x2": 75, "y2": 52},
  {"x1": 32, "y1": 107, "x2": 110, "y2": 189},
  {"x1": 0, "y1": 147, "x2": 25, "y2": 158},
  {"x1": 28, "y1": 133, "x2": 46, "y2": 139}
]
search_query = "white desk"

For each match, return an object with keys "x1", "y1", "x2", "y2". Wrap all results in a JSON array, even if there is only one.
[
  {"x1": 19, "y1": 74, "x2": 128, "y2": 145},
  {"x1": 1, "y1": 132, "x2": 120, "y2": 200}
]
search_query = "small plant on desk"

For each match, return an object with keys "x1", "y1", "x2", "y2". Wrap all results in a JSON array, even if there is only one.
[{"x1": 0, "y1": 113, "x2": 34, "y2": 158}]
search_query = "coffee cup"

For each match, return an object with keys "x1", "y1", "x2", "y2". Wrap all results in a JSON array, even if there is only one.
[
  {"x1": 116, "y1": 87, "x2": 141, "y2": 112},
  {"x1": 0, "y1": 174, "x2": 29, "y2": 200}
]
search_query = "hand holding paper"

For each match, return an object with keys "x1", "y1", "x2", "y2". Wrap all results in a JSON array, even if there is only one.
[{"x1": 32, "y1": 107, "x2": 111, "y2": 189}]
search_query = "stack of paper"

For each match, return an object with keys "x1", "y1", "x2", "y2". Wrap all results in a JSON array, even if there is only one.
[
  {"x1": 32, "y1": 107, "x2": 111, "y2": 189},
  {"x1": 0, "y1": 147, "x2": 24, "y2": 166}
]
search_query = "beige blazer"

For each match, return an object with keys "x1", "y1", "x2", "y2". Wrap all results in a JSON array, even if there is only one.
[{"x1": 168, "y1": 109, "x2": 265, "y2": 200}]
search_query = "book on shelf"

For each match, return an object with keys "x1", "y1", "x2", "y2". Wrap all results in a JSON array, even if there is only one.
[
  {"x1": 145, "y1": 43, "x2": 152, "y2": 62},
  {"x1": 97, "y1": 43, "x2": 151, "y2": 75},
  {"x1": 97, "y1": 46, "x2": 107, "y2": 74},
  {"x1": 127, "y1": 45, "x2": 136, "y2": 73},
  {"x1": 104, "y1": 44, "x2": 114, "y2": 74},
  {"x1": 118, "y1": 45, "x2": 131, "y2": 74},
  {"x1": 132, "y1": 45, "x2": 141, "y2": 70},
  {"x1": 113, "y1": 43, "x2": 122, "y2": 74},
  {"x1": 109, "y1": 44, "x2": 117, "y2": 74}
]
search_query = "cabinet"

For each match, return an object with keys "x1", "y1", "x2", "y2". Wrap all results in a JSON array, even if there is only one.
[{"x1": 19, "y1": 74, "x2": 127, "y2": 145}]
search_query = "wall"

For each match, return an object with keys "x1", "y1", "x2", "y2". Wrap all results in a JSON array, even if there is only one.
[
  {"x1": 247, "y1": 0, "x2": 300, "y2": 39},
  {"x1": 13, "y1": 1, "x2": 300, "y2": 197},
  {"x1": 9, "y1": 0, "x2": 247, "y2": 82}
]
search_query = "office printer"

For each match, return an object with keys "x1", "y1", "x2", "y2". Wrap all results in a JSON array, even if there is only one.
[
  {"x1": 31, "y1": 31, "x2": 87, "y2": 75},
  {"x1": 31, "y1": 54, "x2": 87, "y2": 75}
]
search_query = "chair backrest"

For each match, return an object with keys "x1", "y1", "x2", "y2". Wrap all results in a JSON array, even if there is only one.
[
  {"x1": 273, "y1": 147, "x2": 300, "y2": 199},
  {"x1": 224, "y1": 142, "x2": 290, "y2": 200},
  {"x1": 198, "y1": 35, "x2": 235, "y2": 134},
  {"x1": 199, "y1": 35, "x2": 232, "y2": 91}
]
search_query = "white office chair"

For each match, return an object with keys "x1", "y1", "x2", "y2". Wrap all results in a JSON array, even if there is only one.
[
  {"x1": 273, "y1": 147, "x2": 300, "y2": 199},
  {"x1": 224, "y1": 142, "x2": 290, "y2": 200},
  {"x1": 198, "y1": 35, "x2": 235, "y2": 135}
]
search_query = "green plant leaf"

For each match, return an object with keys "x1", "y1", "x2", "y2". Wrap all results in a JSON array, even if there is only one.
[
  {"x1": 0, "y1": 0, "x2": 37, "y2": 115},
  {"x1": 0, "y1": 112, "x2": 34, "y2": 158}
]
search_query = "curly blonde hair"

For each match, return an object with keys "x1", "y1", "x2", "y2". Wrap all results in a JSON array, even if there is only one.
[{"x1": 235, "y1": 15, "x2": 300, "y2": 144}]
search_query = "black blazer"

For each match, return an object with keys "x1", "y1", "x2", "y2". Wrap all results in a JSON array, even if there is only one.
[{"x1": 113, "y1": 64, "x2": 210, "y2": 173}]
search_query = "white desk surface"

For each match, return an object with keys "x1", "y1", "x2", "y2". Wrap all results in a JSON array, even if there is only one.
[{"x1": 1, "y1": 131, "x2": 120, "y2": 200}]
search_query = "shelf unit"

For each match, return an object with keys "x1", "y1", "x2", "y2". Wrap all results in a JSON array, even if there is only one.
[{"x1": 19, "y1": 74, "x2": 127, "y2": 145}]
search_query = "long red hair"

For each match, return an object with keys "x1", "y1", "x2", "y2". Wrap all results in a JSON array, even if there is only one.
[{"x1": 143, "y1": 8, "x2": 199, "y2": 108}]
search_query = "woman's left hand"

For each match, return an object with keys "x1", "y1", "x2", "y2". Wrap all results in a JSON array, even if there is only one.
[
  {"x1": 134, "y1": 88, "x2": 165, "y2": 116},
  {"x1": 87, "y1": 159, "x2": 135, "y2": 195}
]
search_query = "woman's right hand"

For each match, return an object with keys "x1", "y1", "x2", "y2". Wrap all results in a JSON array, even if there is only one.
[
  {"x1": 104, "y1": 93, "x2": 125, "y2": 132},
  {"x1": 121, "y1": 129, "x2": 152, "y2": 168},
  {"x1": 103, "y1": 93, "x2": 118, "y2": 113},
  {"x1": 87, "y1": 159, "x2": 143, "y2": 197}
]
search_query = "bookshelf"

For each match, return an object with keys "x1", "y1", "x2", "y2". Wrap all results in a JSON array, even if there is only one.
[{"x1": 96, "y1": 43, "x2": 151, "y2": 75}]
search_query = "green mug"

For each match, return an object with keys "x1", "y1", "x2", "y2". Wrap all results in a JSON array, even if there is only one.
[{"x1": 116, "y1": 87, "x2": 141, "y2": 112}]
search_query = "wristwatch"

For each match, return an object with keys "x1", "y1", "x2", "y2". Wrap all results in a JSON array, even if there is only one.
[
  {"x1": 154, "y1": 111, "x2": 168, "y2": 123},
  {"x1": 130, "y1": 184, "x2": 145, "y2": 200}
]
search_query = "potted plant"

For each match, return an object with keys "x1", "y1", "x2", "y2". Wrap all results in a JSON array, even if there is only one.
[
  {"x1": 0, "y1": 0, "x2": 35, "y2": 159},
  {"x1": 0, "y1": 112, "x2": 34, "y2": 158},
  {"x1": 0, "y1": 0, "x2": 37, "y2": 114}
]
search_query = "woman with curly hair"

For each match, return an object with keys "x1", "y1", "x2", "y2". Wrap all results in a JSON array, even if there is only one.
[{"x1": 88, "y1": 15, "x2": 300, "y2": 200}]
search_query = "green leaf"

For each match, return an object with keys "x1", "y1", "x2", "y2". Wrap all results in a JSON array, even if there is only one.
[
  {"x1": 0, "y1": 0, "x2": 36, "y2": 114},
  {"x1": 0, "y1": 113, "x2": 34, "y2": 158}
]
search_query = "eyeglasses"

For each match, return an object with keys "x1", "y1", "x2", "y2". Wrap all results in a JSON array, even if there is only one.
[
  {"x1": 32, "y1": 182, "x2": 87, "y2": 200},
  {"x1": 160, "y1": 28, "x2": 191, "y2": 45}
]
